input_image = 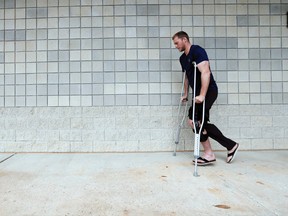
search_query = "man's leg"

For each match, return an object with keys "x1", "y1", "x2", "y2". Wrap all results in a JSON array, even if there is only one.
[
  {"x1": 188, "y1": 120, "x2": 216, "y2": 162},
  {"x1": 205, "y1": 123, "x2": 239, "y2": 163},
  {"x1": 205, "y1": 123, "x2": 236, "y2": 150},
  {"x1": 199, "y1": 130, "x2": 215, "y2": 161}
]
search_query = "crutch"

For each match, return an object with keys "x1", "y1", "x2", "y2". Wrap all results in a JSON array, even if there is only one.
[
  {"x1": 192, "y1": 61, "x2": 206, "y2": 177},
  {"x1": 173, "y1": 71, "x2": 188, "y2": 156}
]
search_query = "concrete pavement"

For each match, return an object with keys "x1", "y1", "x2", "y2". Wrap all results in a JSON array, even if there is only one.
[{"x1": 0, "y1": 150, "x2": 287, "y2": 216}]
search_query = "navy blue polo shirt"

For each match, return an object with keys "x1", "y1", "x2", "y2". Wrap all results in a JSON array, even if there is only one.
[{"x1": 180, "y1": 45, "x2": 217, "y2": 95}]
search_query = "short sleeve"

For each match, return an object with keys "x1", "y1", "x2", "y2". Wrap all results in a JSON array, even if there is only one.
[{"x1": 194, "y1": 46, "x2": 209, "y2": 64}]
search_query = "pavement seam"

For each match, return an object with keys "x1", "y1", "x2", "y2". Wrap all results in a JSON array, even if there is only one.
[{"x1": 0, "y1": 153, "x2": 16, "y2": 164}]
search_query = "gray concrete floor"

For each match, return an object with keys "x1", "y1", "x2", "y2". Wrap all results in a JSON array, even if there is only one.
[{"x1": 0, "y1": 150, "x2": 287, "y2": 216}]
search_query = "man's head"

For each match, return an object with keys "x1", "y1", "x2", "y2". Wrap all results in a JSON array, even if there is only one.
[{"x1": 172, "y1": 31, "x2": 190, "y2": 52}]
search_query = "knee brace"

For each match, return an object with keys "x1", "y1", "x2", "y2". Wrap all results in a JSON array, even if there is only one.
[
  {"x1": 189, "y1": 105, "x2": 208, "y2": 142},
  {"x1": 200, "y1": 131, "x2": 208, "y2": 142}
]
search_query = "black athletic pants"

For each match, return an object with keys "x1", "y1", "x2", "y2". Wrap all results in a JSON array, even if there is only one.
[{"x1": 188, "y1": 90, "x2": 236, "y2": 151}]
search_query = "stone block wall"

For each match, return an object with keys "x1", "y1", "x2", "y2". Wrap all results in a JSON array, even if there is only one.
[{"x1": 0, "y1": 1, "x2": 287, "y2": 152}]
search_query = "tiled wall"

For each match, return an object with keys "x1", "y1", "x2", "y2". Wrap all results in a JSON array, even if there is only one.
[{"x1": 0, "y1": 0, "x2": 287, "y2": 152}]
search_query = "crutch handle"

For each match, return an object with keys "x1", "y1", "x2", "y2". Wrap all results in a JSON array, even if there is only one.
[{"x1": 181, "y1": 97, "x2": 188, "y2": 102}]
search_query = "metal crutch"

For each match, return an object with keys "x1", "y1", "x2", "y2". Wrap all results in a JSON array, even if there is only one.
[
  {"x1": 192, "y1": 62, "x2": 206, "y2": 177},
  {"x1": 173, "y1": 71, "x2": 188, "y2": 156}
]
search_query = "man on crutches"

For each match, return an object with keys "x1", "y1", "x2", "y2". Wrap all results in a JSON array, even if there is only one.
[{"x1": 172, "y1": 31, "x2": 239, "y2": 167}]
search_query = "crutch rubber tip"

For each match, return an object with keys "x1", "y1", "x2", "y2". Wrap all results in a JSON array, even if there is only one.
[{"x1": 173, "y1": 152, "x2": 176, "y2": 156}]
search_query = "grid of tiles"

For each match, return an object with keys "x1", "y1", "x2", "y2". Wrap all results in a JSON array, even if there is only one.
[{"x1": 0, "y1": 0, "x2": 287, "y2": 106}]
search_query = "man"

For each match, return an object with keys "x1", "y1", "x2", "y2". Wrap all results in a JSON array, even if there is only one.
[{"x1": 172, "y1": 31, "x2": 239, "y2": 165}]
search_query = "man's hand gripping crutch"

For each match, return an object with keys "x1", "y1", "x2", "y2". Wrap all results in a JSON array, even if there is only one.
[{"x1": 191, "y1": 62, "x2": 205, "y2": 177}]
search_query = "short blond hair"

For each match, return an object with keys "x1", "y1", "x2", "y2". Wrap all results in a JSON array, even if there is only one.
[{"x1": 172, "y1": 31, "x2": 190, "y2": 42}]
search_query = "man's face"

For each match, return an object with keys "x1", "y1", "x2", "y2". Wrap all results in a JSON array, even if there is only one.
[{"x1": 173, "y1": 36, "x2": 186, "y2": 52}]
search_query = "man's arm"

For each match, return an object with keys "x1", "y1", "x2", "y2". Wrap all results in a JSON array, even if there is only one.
[
  {"x1": 195, "y1": 60, "x2": 210, "y2": 103},
  {"x1": 181, "y1": 74, "x2": 189, "y2": 102}
]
